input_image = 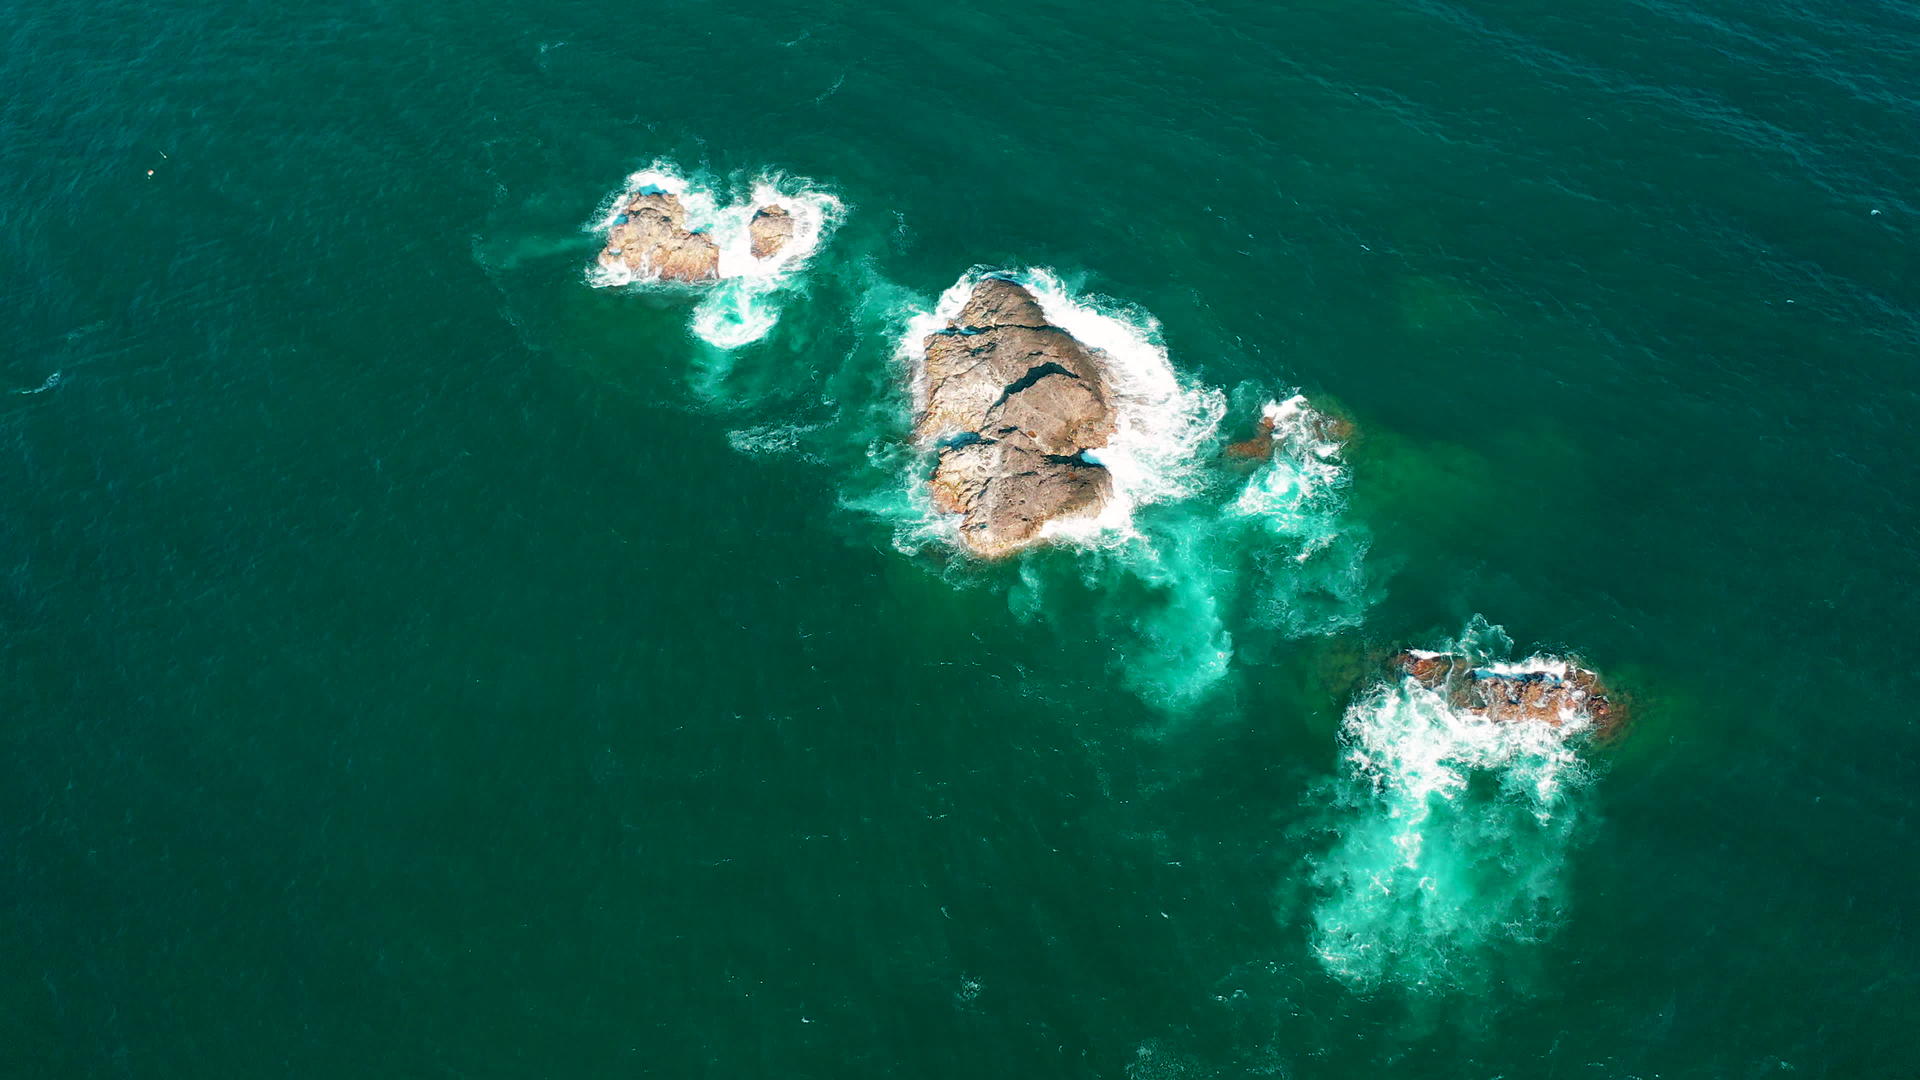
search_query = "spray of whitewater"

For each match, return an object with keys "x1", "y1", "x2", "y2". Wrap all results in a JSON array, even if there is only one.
[
  {"x1": 1301, "y1": 617, "x2": 1599, "y2": 992},
  {"x1": 1225, "y1": 389, "x2": 1371, "y2": 640},
  {"x1": 586, "y1": 161, "x2": 843, "y2": 349}
]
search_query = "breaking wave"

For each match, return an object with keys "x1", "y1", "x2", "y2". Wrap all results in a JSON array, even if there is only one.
[
  {"x1": 1225, "y1": 389, "x2": 1372, "y2": 641},
  {"x1": 1300, "y1": 616, "x2": 1597, "y2": 992},
  {"x1": 586, "y1": 161, "x2": 843, "y2": 349}
]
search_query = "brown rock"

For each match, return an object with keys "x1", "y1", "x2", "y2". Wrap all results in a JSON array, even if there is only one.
[
  {"x1": 913, "y1": 277, "x2": 1120, "y2": 558},
  {"x1": 1224, "y1": 401, "x2": 1355, "y2": 460},
  {"x1": 1225, "y1": 416, "x2": 1276, "y2": 459},
  {"x1": 597, "y1": 191, "x2": 721, "y2": 283},
  {"x1": 1392, "y1": 650, "x2": 1622, "y2": 734},
  {"x1": 748, "y1": 205, "x2": 795, "y2": 259},
  {"x1": 928, "y1": 440, "x2": 1112, "y2": 559},
  {"x1": 953, "y1": 276, "x2": 1051, "y2": 329},
  {"x1": 625, "y1": 191, "x2": 687, "y2": 228}
]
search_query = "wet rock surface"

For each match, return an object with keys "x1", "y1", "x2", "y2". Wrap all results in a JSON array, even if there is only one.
[
  {"x1": 913, "y1": 278, "x2": 1119, "y2": 558},
  {"x1": 1395, "y1": 650, "x2": 1621, "y2": 733},
  {"x1": 748, "y1": 205, "x2": 794, "y2": 259},
  {"x1": 597, "y1": 191, "x2": 721, "y2": 283}
]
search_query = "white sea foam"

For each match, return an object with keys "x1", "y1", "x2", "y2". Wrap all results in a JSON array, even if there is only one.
[
  {"x1": 14, "y1": 370, "x2": 62, "y2": 395},
  {"x1": 1213, "y1": 390, "x2": 1372, "y2": 640},
  {"x1": 1230, "y1": 395, "x2": 1347, "y2": 549},
  {"x1": 894, "y1": 267, "x2": 1225, "y2": 552},
  {"x1": 586, "y1": 161, "x2": 844, "y2": 349},
  {"x1": 1113, "y1": 391, "x2": 1368, "y2": 706},
  {"x1": 725, "y1": 422, "x2": 830, "y2": 461},
  {"x1": 1303, "y1": 616, "x2": 1596, "y2": 991}
]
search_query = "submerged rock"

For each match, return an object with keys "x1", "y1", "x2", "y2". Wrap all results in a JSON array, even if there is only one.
[
  {"x1": 1226, "y1": 401, "x2": 1354, "y2": 459},
  {"x1": 748, "y1": 205, "x2": 795, "y2": 259},
  {"x1": 1394, "y1": 649, "x2": 1622, "y2": 733},
  {"x1": 598, "y1": 191, "x2": 720, "y2": 283},
  {"x1": 913, "y1": 277, "x2": 1119, "y2": 558},
  {"x1": 1225, "y1": 414, "x2": 1278, "y2": 459}
]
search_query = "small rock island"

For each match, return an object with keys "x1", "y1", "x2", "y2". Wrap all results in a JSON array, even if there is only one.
[
  {"x1": 598, "y1": 190, "x2": 794, "y2": 283},
  {"x1": 1394, "y1": 649, "x2": 1622, "y2": 733},
  {"x1": 912, "y1": 277, "x2": 1119, "y2": 559}
]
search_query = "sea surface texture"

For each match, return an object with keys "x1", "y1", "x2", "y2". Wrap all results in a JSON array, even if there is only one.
[{"x1": 4, "y1": 0, "x2": 1917, "y2": 1075}]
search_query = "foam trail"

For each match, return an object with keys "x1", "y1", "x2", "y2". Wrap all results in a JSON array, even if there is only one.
[
  {"x1": 587, "y1": 161, "x2": 843, "y2": 350},
  {"x1": 1094, "y1": 523, "x2": 1236, "y2": 709},
  {"x1": 725, "y1": 421, "x2": 830, "y2": 463},
  {"x1": 14, "y1": 370, "x2": 62, "y2": 395},
  {"x1": 1035, "y1": 388, "x2": 1368, "y2": 710},
  {"x1": 1228, "y1": 391, "x2": 1372, "y2": 639},
  {"x1": 1302, "y1": 616, "x2": 1596, "y2": 992}
]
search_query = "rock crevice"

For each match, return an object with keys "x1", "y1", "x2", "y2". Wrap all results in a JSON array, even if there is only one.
[{"x1": 912, "y1": 278, "x2": 1119, "y2": 558}]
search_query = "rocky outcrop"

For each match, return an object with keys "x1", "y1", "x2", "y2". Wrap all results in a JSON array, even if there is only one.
[
  {"x1": 913, "y1": 277, "x2": 1119, "y2": 558},
  {"x1": 598, "y1": 191, "x2": 720, "y2": 283},
  {"x1": 1395, "y1": 650, "x2": 1621, "y2": 733},
  {"x1": 748, "y1": 205, "x2": 794, "y2": 260}
]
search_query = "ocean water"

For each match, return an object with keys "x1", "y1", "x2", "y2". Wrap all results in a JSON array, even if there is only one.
[{"x1": 4, "y1": 0, "x2": 1918, "y2": 1076}]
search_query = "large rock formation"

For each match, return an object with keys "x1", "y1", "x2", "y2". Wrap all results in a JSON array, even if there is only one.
[
  {"x1": 598, "y1": 191, "x2": 720, "y2": 283},
  {"x1": 748, "y1": 205, "x2": 794, "y2": 260},
  {"x1": 913, "y1": 277, "x2": 1119, "y2": 558},
  {"x1": 1395, "y1": 650, "x2": 1621, "y2": 733}
]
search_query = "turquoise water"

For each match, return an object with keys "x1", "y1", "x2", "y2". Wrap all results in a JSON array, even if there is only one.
[{"x1": 5, "y1": 0, "x2": 1918, "y2": 1075}]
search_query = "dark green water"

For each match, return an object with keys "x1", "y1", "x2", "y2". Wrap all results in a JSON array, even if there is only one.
[{"x1": 6, "y1": 0, "x2": 1919, "y2": 1075}]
